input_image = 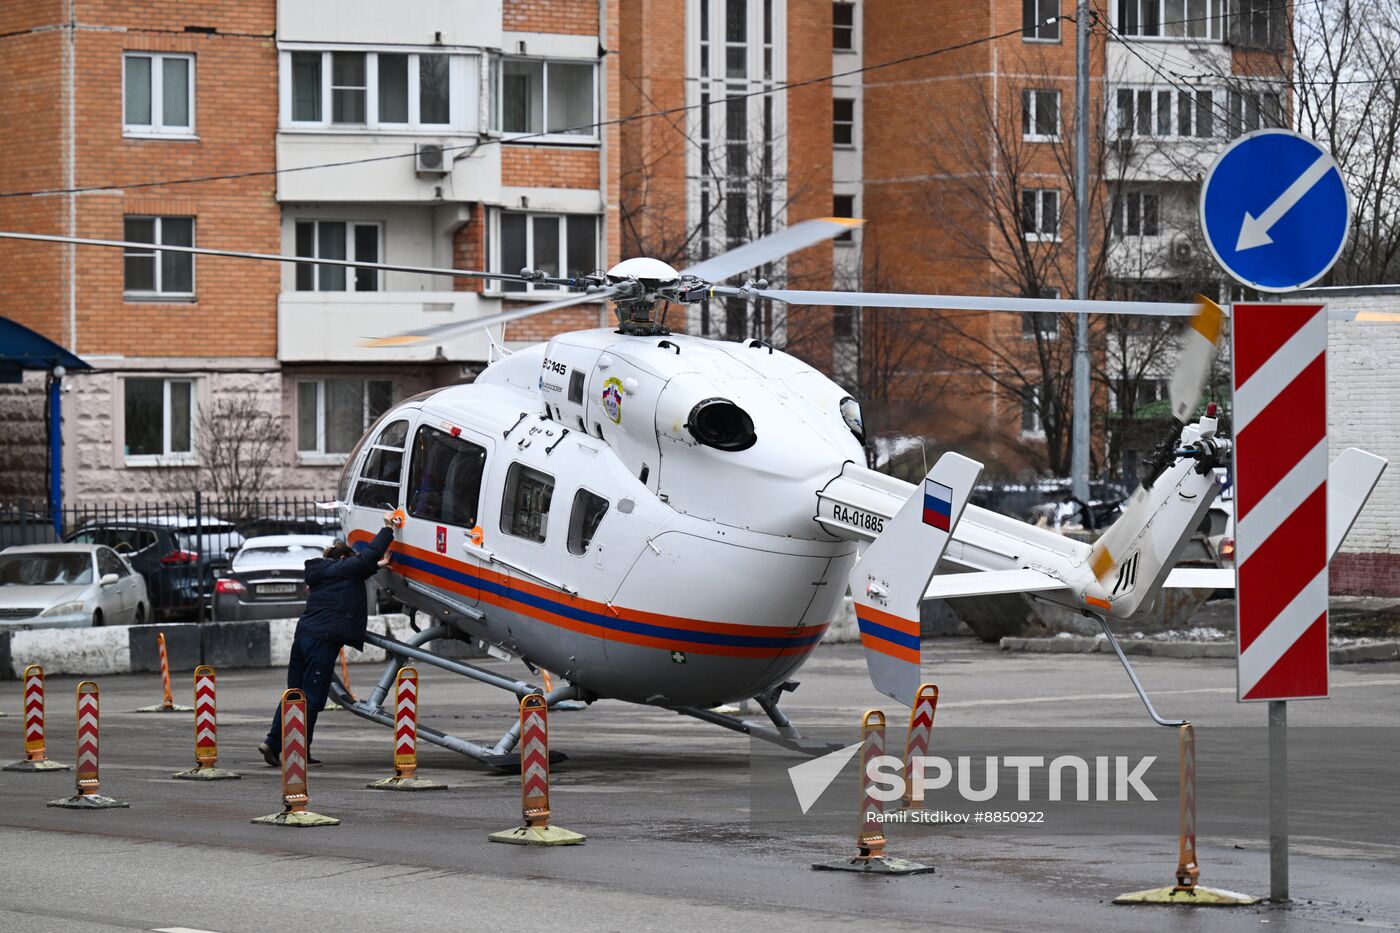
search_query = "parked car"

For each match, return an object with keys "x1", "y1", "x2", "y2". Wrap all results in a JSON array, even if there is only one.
[
  {"x1": 0, "y1": 543, "x2": 149, "y2": 629},
  {"x1": 0, "y1": 510, "x2": 59, "y2": 548},
  {"x1": 213, "y1": 535, "x2": 333, "y2": 622},
  {"x1": 235, "y1": 514, "x2": 342, "y2": 539},
  {"x1": 66, "y1": 517, "x2": 244, "y2": 621}
]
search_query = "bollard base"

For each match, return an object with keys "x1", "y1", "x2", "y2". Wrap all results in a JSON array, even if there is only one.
[
  {"x1": 812, "y1": 856, "x2": 934, "y2": 875},
  {"x1": 48, "y1": 793, "x2": 129, "y2": 809},
  {"x1": 324, "y1": 700, "x2": 343, "y2": 711},
  {"x1": 367, "y1": 775, "x2": 448, "y2": 791},
  {"x1": 172, "y1": 766, "x2": 241, "y2": 781},
  {"x1": 4, "y1": 759, "x2": 70, "y2": 772},
  {"x1": 135, "y1": 704, "x2": 195, "y2": 713},
  {"x1": 488, "y1": 824, "x2": 586, "y2": 846},
  {"x1": 252, "y1": 809, "x2": 340, "y2": 827},
  {"x1": 551, "y1": 699, "x2": 587, "y2": 712},
  {"x1": 1113, "y1": 885, "x2": 1260, "y2": 906}
]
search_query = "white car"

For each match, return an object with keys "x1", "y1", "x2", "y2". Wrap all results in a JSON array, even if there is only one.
[{"x1": 0, "y1": 543, "x2": 150, "y2": 629}]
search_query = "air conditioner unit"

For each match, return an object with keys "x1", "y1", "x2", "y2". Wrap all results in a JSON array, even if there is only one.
[
  {"x1": 415, "y1": 142, "x2": 449, "y2": 176},
  {"x1": 1170, "y1": 236, "x2": 1195, "y2": 265}
]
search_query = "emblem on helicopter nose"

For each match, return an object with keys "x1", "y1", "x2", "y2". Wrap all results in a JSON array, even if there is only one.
[{"x1": 602, "y1": 377, "x2": 624, "y2": 423}]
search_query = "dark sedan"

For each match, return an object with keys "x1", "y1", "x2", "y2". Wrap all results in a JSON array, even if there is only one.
[{"x1": 212, "y1": 535, "x2": 331, "y2": 622}]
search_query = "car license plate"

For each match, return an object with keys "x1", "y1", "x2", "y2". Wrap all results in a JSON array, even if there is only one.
[{"x1": 258, "y1": 583, "x2": 297, "y2": 596}]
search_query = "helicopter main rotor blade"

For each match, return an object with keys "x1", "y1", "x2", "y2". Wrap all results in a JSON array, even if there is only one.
[
  {"x1": 1167, "y1": 296, "x2": 1226, "y2": 422},
  {"x1": 360, "y1": 286, "x2": 623, "y2": 348},
  {"x1": 0, "y1": 230, "x2": 527, "y2": 285},
  {"x1": 680, "y1": 217, "x2": 864, "y2": 283},
  {"x1": 723, "y1": 287, "x2": 1203, "y2": 316}
]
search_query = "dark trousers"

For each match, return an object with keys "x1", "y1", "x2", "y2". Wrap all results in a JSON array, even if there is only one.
[{"x1": 265, "y1": 634, "x2": 341, "y2": 752}]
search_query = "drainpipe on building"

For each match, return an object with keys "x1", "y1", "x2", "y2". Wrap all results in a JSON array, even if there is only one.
[{"x1": 46, "y1": 367, "x2": 65, "y2": 536}]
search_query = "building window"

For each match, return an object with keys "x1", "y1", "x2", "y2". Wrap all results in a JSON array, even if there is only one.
[
  {"x1": 1227, "y1": 88, "x2": 1283, "y2": 138},
  {"x1": 1115, "y1": 86, "x2": 1215, "y2": 138},
  {"x1": 833, "y1": 194, "x2": 856, "y2": 241},
  {"x1": 501, "y1": 463, "x2": 555, "y2": 543},
  {"x1": 833, "y1": 97, "x2": 855, "y2": 146},
  {"x1": 498, "y1": 59, "x2": 597, "y2": 138},
  {"x1": 286, "y1": 50, "x2": 470, "y2": 130},
  {"x1": 1022, "y1": 89, "x2": 1060, "y2": 140},
  {"x1": 1118, "y1": 191, "x2": 1161, "y2": 236},
  {"x1": 123, "y1": 216, "x2": 194, "y2": 298},
  {"x1": 833, "y1": 3, "x2": 855, "y2": 51},
  {"x1": 407, "y1": 425, "x2": 486, "y2": 527},
  {"x1": 1022, "y1": 0, "x2": 1060, "y2": 40},
  {"x1": 1022, "y1": 288, "x2": 1060, "y2": 337},
  {"x1": 1021, "y1": 189, "x2": 1059, "y2": 240},
  {"x1": 1116, "y1": 0, "x2": 1223, "y2": 39},
  {"x1": 123, "y1": 378, "x2": 194, "y2": 463},
  {"x1": 294, "y1": 221, "x2": 381, "y2": 292},
  {"x1": 496, "y1": 213, "x2": 599, "y2": 293},
  {"x1": 1021, "y1": 385, "x2": 1046, "y2": 437},
  {"x1": 297, "y1": 379, "x2": 392, "y2": 459},
  {"x1": 124, "y1": 52, "x2": 194, "y2": 136},
  {"x1": 1227, "y1": 0, "x2": 1284, "y2": 48},
  {"x1": 567, "y1": 488, "x2": 609, "y2": 555}
]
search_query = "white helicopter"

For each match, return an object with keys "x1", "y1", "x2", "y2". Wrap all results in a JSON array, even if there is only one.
[{"x1": 0, "y1": 223, "x2": 1386, "y2": 766}]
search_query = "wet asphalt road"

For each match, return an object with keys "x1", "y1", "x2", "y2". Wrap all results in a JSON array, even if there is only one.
[{"x1": 1, "y1": 640, "x2": 1398, "y2": 932}]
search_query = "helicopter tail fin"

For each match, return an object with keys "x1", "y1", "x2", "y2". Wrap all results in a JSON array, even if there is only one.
[{"x1": 850, "y1": 452, "x2": 983, "y2": 707}]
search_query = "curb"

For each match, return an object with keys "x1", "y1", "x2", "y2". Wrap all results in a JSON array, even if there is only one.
[
  {"x1": 1000, "y1": 636, "x2": 1400, "y2": 665},
  {"x1": 0, "y1": 614, "x2": 454, "y2": 679}
]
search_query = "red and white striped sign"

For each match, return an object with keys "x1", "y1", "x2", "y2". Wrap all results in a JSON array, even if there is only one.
[
  {"x1": 858, "y1": 710, "x2": 887, "y2": 854},
  {"x1": 75, "y1": 681, "x2": 100, "y2": 793},
  {"x1": 902, "y1": 684, "x2": 938, "y2": 809},
  {"x1": 24, "y1": 665, "x2": 47, "y2": 760},
  {"x1": 519, "y1": 694, "x2": 550, "y2": 826},
  {"x1": 1232, "y1": 303, "x2": 1329, "y2": 701},
  {"x1": 194, "y1": 666, "x2": 218, "y2": 766},
  {"x1": 281, "y1": 690, "x2": 309, "y2": 804},
  {"x1": 393, "y1": 668, "x2": 419, "y2": 773}
]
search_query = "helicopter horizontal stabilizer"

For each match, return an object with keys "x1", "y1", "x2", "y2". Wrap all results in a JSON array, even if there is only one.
[
  {"x1": 850, "y1": 452, "x2": 984, "y2": 707},
  {"x1": 923, "y1": 567, "x2": 1067, "y2": 600}
]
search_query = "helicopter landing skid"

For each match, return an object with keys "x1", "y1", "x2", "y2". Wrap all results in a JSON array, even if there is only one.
[
  {"x1": 1094, "y1": 616, "x2": 1189, "y2": 728},
  {"x1": 670, "y1": 684, "x2": 845, "y2": 757},
  {"x1": 328, "y1": 626, "x2": 578, "y2": 771}
]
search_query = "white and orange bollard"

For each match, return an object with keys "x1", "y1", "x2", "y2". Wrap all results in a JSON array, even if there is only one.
[
  {"x1": 367, "y1": 667, "x2": 445, "y2": 791},
  {"x1": 489, "y1": 693, "x2": 584, "y2": 845},
  {"x1": 901, "y1": 684, "x2": 939, "y2": 809},
  {"x1": 136, "y1": 632, "x2": 193, "y2": 713},
  {"x1": 814, "y1": 709, "x2": 932, "y2": 875},
  {"x1": 48, "y1": 681, "x2": 129, "y2": 809},
  {"x1": 173, "y1": 666, "x2": 240, "y2": 781},
  {"x1": 4, "y1": 664, "x2": 69, "y2": 772},
  {"x1": 253, "y1": 688, "x2": 339, "y2": 827},
  {"x1": 1114, "y1": 724, "x2": 1257, "y2": 905},
  {"x1": 325, "y1": 648, "x2": 351, "y2": 711}
]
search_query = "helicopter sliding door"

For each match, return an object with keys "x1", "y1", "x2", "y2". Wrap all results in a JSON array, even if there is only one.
[{"x1": 400, "y1": 423, "x2": 492, "y2": 608}]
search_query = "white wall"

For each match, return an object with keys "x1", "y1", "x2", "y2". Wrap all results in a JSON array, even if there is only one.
[{"x1": 278, "y1": 0, "x2": 503, "y2": 49}]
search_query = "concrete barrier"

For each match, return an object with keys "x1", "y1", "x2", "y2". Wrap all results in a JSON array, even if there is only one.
[{"x1": 0, "y1": 615, "x2": 424, "y2": 679}]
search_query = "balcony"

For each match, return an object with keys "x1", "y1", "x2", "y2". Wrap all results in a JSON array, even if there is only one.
[
  {"x1": 277, "y1": 133, "x2": 501, "y2": 204},
  {"x1": 278, "y1": 0, "x2": 502, "y2": 48},
  {"x1": 279, "y1": 291, "x2": 498, "y2": 363}
]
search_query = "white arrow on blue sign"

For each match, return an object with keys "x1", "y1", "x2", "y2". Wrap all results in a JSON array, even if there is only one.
[{"x1": 1199, "y1": 129, "x2": 1350, "y2": 293}]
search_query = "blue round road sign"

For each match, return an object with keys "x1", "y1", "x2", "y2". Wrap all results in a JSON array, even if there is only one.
[{"x1": 1199, "y1": 130, "x2": 1350, "y2": 293}]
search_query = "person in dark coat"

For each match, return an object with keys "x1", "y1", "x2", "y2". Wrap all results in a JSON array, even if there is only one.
[{"x1": 259, "y1": 514, "x2": 396, "y2": 766}]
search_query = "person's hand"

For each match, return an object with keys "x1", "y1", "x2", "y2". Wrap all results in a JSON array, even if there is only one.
[
  {"x1": 378, "y1": 554, "x2": 392, "y2": 568},
  {"x1": 383, "y1": 511, "x2": 397, "y2": 528}
]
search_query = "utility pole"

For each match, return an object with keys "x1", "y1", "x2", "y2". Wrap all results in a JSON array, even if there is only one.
[{"x1": 1071, "y1": 0, "x2": 1092, "y2": 502}]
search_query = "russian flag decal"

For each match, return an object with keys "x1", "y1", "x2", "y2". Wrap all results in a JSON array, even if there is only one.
[{"x1": 922, "y1": 479, "x2": 953, "y2": 531}]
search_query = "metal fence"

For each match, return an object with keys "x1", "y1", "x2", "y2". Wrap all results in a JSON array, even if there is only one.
[{"x1": 0, "y1": 494, "x2": 337, "y2": 623}]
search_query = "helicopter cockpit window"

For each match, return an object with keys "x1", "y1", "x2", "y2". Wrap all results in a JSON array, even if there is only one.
[
  {"x1": 408, "y1": 426, "x2": 487, "y2": 528},
  {"x1": 353, "y1": 418, "x2": 410, "y2": 509},
  {"x1": 501, "y1": 463, "x2": 554, "y2": 543},
  {"x1": 566, "y1": 489, "x2": 608, "y2": 555}
]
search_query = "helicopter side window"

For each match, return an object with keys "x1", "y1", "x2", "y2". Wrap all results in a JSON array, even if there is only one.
[
  {"x1": 500, "y1": 463, "x2": 554, "y2": 543},
  {"x1": 408, "y1": 426, "x2": 487, "y2": 528},
  {"x1": 353, "y1": 418, "x2": 410, "y2": 509},
  {"x1": 566, "y1": 489, "x2": 608, "y2": 556}
]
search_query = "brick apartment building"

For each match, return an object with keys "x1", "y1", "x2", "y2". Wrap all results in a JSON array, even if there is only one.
[{"x1": 0, "y1": 0, "x2": 621, "y2": 503}]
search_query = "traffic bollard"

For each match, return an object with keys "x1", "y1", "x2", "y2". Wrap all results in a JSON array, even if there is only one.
[
  {"x1": 901, "y1": 684, "x2": 938, "y2": 809},
  {"x1": 48, "y1": 682, "x2": 129, "y2": 809},
  {"x1": 253, "y1": 688, "x2": 339, "y2": 826},
  {"x1": 367, "y1": 667, "x2": 445, "y2": 791},
  {"x1": 489, "y1": 693, "x2": 584, "y2": 845},
  {"x1": 136, "y1": 632, "x2": 193, "y2": 713},
  {"x1": 4, "y1": 665, "x2": 69, "y2": 772},
  {"x1": 173, "y1": 666, "x2": 240, "y2": 780}
]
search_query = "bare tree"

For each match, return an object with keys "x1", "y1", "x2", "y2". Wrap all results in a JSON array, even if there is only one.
[{"x1": 161, "y1": 396, "x2": 286, "y2": 504}]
